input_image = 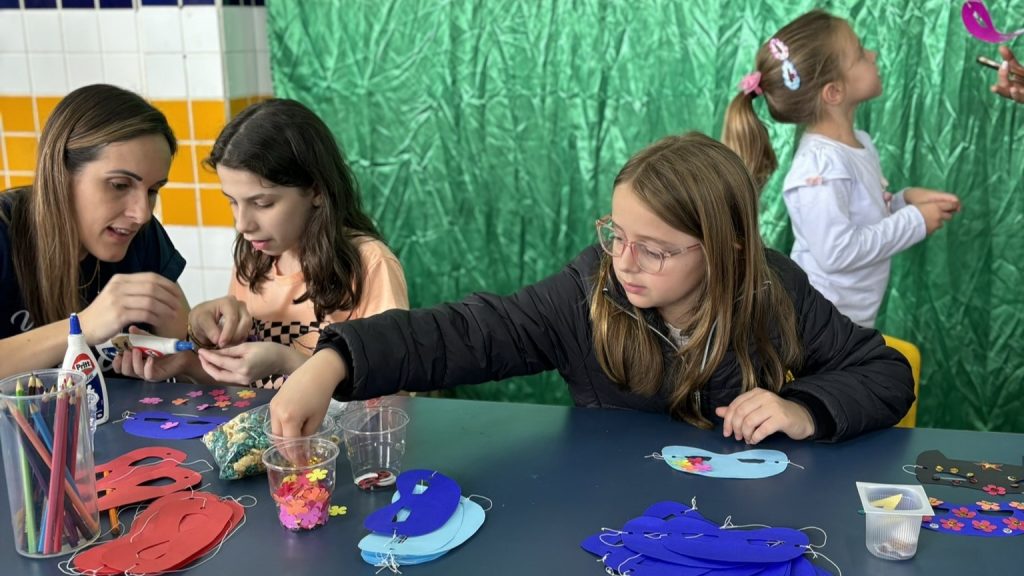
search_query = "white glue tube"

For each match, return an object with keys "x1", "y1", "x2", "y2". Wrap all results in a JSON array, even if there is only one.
[
  {"x1": 99, "y1": 333, "x2": 196, "y2": 359},
  {"x1": 62, "y1": 313, "x2": 108, "y2": 427}
]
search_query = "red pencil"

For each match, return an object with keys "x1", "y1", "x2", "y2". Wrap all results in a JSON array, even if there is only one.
[
  {"x1": 46, "y1": 389, "x2": 69, "y2": 553},
  {"x1": 66, "y1": 381, "x2": 80, "y2": 480}
]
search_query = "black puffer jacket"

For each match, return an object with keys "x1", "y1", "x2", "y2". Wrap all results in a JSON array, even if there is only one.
[{"x1": 317, "y1": 246, "x2": 914, "y2": 442}]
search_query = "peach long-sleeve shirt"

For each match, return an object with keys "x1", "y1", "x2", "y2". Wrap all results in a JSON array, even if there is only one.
[{"x1": 229, "y1": 238, "x2": 408, "y2": 387}]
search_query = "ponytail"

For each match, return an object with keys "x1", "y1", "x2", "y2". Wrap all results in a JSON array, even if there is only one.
[{"x1": 721, "y1": 91, "x2": 777, "y2": 193}]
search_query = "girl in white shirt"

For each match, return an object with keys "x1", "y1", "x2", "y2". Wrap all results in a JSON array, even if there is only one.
[{"x1": 721, "y1": 9, "x2": 961, "y2": 327}]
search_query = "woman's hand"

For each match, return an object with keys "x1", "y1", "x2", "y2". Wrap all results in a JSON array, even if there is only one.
[
  {"x1": 78, "y1": 273, "x2": 183, "y2": 345},
  {"x1": 111, "y1": 326, "x2": 196, "y2": 382}
]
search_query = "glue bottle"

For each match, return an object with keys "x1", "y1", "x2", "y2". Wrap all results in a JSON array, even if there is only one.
[{"x1": 61, "y1": 313, "x2": 109, "y2": 436}]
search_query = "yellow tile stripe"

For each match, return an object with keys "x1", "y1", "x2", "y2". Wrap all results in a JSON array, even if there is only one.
[{"x1": 1, "y1": 95, "x2": 271, "y2": 227}]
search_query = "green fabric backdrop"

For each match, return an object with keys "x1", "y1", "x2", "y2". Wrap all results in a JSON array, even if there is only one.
[{"x1": 267, "y1": 0, "x2": 1024, "y2": 432}]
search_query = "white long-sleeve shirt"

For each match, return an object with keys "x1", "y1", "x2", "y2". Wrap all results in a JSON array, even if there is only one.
[{"x1": 782, "y1": 130, "x2": 926, "y2": 328}]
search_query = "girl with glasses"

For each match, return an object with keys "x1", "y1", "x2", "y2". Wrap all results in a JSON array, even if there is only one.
[{"x1": 269, "y1": 132, "x2": 914, "y2": 445}]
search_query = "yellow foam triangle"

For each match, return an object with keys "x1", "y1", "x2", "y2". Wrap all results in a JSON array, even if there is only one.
[{"x1": 869, "y1": 494, "x2": 903, "y2": 510}]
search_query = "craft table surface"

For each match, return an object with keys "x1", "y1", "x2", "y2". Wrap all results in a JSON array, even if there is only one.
[{"x1": 2, "y1": 378, "x2": 1022, "y2": 574}]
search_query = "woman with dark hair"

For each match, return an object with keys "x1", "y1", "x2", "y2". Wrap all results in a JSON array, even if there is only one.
[{"x1": 0, "y1": 84, "x2": 186, "y2": 379}]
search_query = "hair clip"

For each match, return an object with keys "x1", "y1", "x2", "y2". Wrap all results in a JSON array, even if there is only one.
[{"x1": 768, "y1": 37, "x2": 801, "y2": 91}]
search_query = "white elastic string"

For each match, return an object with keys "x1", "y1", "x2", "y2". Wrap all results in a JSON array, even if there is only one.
[
  {"x1": 373, "y1": 550, "x2": 402, "y2": 574},
  {"x1": 615, "y1": 553, "x2": 641, "y2": 574},
  {"x1": 644, "y1": 452, "x2": 665, "y2": 461},
  {"x1": 466, "y1": 494, "x2": 493, "y2": 512},
  {"x1": 804, "y1": 545, "x2": 842, "y2": 576},
  {"x1": 799, "y1": 525, "x2": 828, "y2": 548},
  {"x1": 903, "y1": 464, "x2": 922, "y2": 475},
  {"x1": 598, "y1": 528, "x2": 626, "y2": 546},
  {"x1": 113, "y1": 411, "x2": 136, "y2": 424},
  {"x1": 223, "y1": 494, "x2": 258, "y2": 508},
  {"x1": 719, "y1": 515, "x2": 772, "y2": 530},
  {"x1": 786, "y1": 460, "x2": 805, "y2": 470}
]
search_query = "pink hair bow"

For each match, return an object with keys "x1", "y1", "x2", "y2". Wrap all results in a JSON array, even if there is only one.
[{"x1": 739, "y1": 71, "x2": 763, "y2": 96}]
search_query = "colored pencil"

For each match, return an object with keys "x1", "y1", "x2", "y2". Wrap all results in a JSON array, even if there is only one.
[
  {"x1": 45, "y1": 388, "x2": 69, "y2": 553},
  {"x1": 104, "y1": 471, "x2": 121, "y2": 536},
  {"x1": 67, "y1": 382, "x2": 80, "y2": 480},
  {"x1": 3, "y1": 401, "x2": 98, "y2": 534},
  {"x1": 15, "y1": 379, "x2": 37, "y2": 553}
]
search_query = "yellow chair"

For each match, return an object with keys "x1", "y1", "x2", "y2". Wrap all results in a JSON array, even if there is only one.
[{"x1": 883, "y1": 335, "x2": 920, "y2": 428}]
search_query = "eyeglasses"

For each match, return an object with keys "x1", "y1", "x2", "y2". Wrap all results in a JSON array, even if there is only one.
[{"x1": 595, "y1": 216, "x2": 702, "y2": 274}]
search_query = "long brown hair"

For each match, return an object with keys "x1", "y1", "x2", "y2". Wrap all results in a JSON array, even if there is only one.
[
  {"x1": 1, "y1": 84, "x2": 176, "y2": 329},
  {"x1": 590, "y1": 132, "x2": 802, "y2": 428},
  {"x1": 204, "y1": 99, "x2": 381, "y2": 321},
  {"x1": 721, "y1": 10, "x2": 846, "y2": 190}
]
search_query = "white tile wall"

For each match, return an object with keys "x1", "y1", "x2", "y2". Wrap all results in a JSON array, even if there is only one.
[
  {"x1": 252, "y1": 7, "x2": 267, "y2": 53},
  {"x1": 0, "y1": 11, "x2": 26, "y2": 53},
  {"x1": 165, "y1": 225, "x2": 202, "y2": 271},
  {"x1": 222, "y1": 6, "x2": 255, "y2": 52},
  {"x1": 225, "y1": 50, "x2": 255, "y2": 97},
  {"x1": 143, "y1": 52, "x2": 187, "y2": 99},
  {"x1": 66, "y1": 53, "x2": 105, "y2": 91},
  {"x1": 181, "y1": 6, "x2": 220, "y2": 54},
  {"x1": 185, "y1": 53, "x2": 224, "y2": 98},
  {"x1": 98, "y1": 10, "x2": 138, "y2": 53},
  {"x1": 29, "y1": 53, "x2": 68, "y2": 95},
  {"x1": 140, "y1": 7, "x2": 183, "y2": 54},
  {"x1": 23, "y1": 11, "x2": 62, "y2": 53},
  {"x1": 61, "y1": 10, "x2": 101, "y2": 53},
  {"x1": 103, "y1": 52, "x2": 143, "y2": 93},
  {"x1": 0, "y1": 54, "x2": 31, "y2": 95},
  {"x1": 202, "y1": 268, "x2": 232, "y2": 301},
  {"x1": 177, "y1": 267, "x2": 204, "y2": 306},
  {"x1": 256, "y1": 51, "x2": 272, "y2": 95},
  {"x1": 199, "y1": 227, "x2": 237, "y2": 269}
]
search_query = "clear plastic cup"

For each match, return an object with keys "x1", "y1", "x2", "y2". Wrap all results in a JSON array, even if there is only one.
[
  {"x1": 856, "y1": 482, "x2": 934, "y2": 560},
  {"x1": 337, "y1": 406, "x2": 408, "y2": 490},
  {"x1": 262, "y1": 438, "x2": 340, "y2": 531},
  {"x1": 0, "y1": 370, "x2": 100, "y2": 557}
]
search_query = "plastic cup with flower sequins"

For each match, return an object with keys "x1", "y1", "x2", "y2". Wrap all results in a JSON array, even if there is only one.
[
  {"x1": 262, "y1": 412, "x2": 341, "y2": 448},
  {"x1": 262, "y1": 438, "x2": 339, "y2": 531}
]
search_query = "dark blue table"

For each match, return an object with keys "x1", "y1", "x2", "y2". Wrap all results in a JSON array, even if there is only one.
[{"x1": 2, "y1": 378, "x2": 1022, "y2": 574}]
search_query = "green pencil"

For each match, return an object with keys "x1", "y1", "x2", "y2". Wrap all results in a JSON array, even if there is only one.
[{"x1": 15, "y1": 379, "x2": 37, "y2": 553}]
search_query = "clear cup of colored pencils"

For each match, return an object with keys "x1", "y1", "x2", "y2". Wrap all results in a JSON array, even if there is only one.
[{"x1": 0, "y1": 369, "x2": 100, "y2": 557}]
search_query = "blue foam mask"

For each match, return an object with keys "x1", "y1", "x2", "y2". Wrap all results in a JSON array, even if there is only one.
[
  {"x1": 359, "y1": 496, "x2": 485, "y2": 562},
  {"x1": 123, "y1": 411, "x2": 229, "y2": 440},
  {"x1": 661, "y1": 446, "x2": 791, "y2": 479},
  {"x1": 363, "y1": 470, "x2": 461, "y2": 537}
]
